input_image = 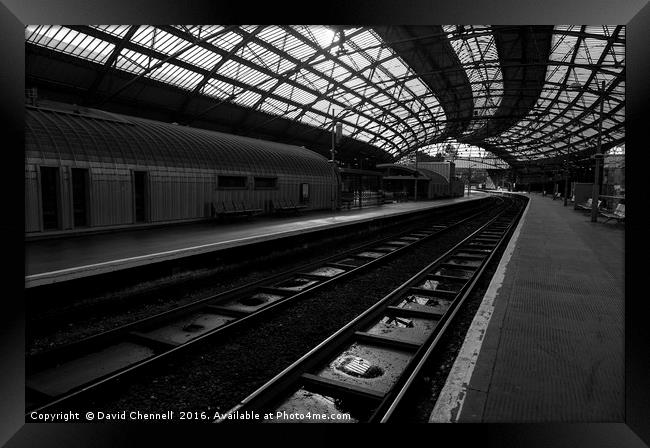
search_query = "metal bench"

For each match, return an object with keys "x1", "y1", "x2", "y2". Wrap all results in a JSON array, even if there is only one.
[
  {"x1": 599, "y1": 203, "x2": 625, "y2": 223},
  {"x1": 381, "y1": 191, "x2": 395, "y2": 204},
  {"x1": 341, "y1": 192, "x2": 354, "y2": 210},
  {"x1": 214, "y1": 201, "x2": 262, "y2": 219},
  {"x1": 272, "y1": 199, "x2": 307, "y2": 214},
  {"x1": 234, "y1": 201, "x2": 263, "y2": 216},
  {"x1": 575, "y1": 198, "x2": 602, "y2": 211}
]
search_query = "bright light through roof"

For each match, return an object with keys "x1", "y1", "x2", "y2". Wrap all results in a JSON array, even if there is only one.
[{"x1": 312, "y1": 26, "x2": 337, "y2": 49}]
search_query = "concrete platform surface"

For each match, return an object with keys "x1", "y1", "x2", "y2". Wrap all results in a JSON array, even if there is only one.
[
  {"x1": 431, "y1": 192, "x2": 624, "y2": 423},
  {"x1": 25, "y1": 194, "x2": 485, "y2": 287}
]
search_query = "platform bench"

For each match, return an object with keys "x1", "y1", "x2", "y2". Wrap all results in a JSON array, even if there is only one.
[
  {"x1": 341, "y1": 192, "x2": 355, "y2": 210},
  {"x1": 381, "y1": 192, "x2": 394, "y2": 204},
  {"x1": 272, "y1": 199, "x2": 307, "y2": 214},
  {"x1": 214, "y1": 201, "x2": 262, "y2": 219},
  {"x1": 599, "y1": 203, "x2": 625, "y2": 223},
  {"x1": 575, "y1": 198, "x2": 602, "y2": 211}
]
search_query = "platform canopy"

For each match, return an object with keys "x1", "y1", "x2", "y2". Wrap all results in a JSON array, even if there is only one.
[{"x1": 25, "y1": 25, "x2": 624, "y2": 168}]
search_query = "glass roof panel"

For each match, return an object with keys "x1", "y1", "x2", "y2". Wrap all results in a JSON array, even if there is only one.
[
  {"x1": 444, "y1": 25, "x2": 504, "y2": 136},
  {"x1": 205, "y1": 30, "x2": 244, "y2": 52},
  {"x1": 201, "y1": 78, "x2": 234, "y2": 99},
  {"x1": 92, "y1": 25, "x2": 131, "y2": 38},
  {"x1": 485, "y1": 25, "x2": 624, "y2": 162},
  {"x1": 26, "y1": 24, "x2": 449, "y2": 157},
  {"x1": 25, "y1": 24, "x2": 624, "y2": 165},
  {"x1": 176, "y1": 44, "x2": 221, "y2": 71},
  {"x1": 115, "y1": 49, "x2": 161, "y2": 74},
  {"x1": 148, "y1": 63, "x2": 202, "y2": 90},
  {"x1": 232, "y1": 90, "x2": 262, "y2": 108},
  {"x1": 178, "y1": 25, "x2": 225, "y2": 39},
  {"x1": 26, "y1": 25, "x2": 116, "y2": 64}
]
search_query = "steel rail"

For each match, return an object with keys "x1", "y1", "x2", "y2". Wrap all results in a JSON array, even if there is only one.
[
  {"x1": 218, "y1": 195, "x2": 523, "y2": 423},
  {"x1": 26, "y1": 198, "x2": 498, "y2": 416},
  {"x1": 376, "y1": 198, "x2": 525, "y2": 421}
]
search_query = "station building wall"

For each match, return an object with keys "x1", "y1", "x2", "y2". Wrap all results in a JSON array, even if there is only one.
[{"x1": 25, "y1": 102, "x2": 338, "y2": 235}]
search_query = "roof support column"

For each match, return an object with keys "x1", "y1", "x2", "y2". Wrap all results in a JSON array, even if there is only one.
[{"x1": 591, "y1": 80, "x2": 606, "y2": 222}]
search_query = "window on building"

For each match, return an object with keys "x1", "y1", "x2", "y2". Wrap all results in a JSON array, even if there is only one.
[
  {"x1": 300, "y1": 183, "x2": 310, "y2": 203},
  {"x1": 254, "y1": 177, "x2": 278, "y2": 189},
  {"x1": 218, "y1": 175, "x2": 248, "y2": 189}
]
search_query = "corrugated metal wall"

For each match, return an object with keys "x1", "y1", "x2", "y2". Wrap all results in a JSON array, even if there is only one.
[
  {"x1": 149, "y1": 169, "x2": 213, "y2": 222},
  {"x1": 415, "y1": 162, "x2": 453, "y2": 182},
  {"x1": 90, "y1": 166, "x2": 133, "y2": 226},
  {"x1": 429, "y1": 181, "x2": 451, "y2": 198},
  {"x1": 25, "y1": 104, "x2": 339, "y2": 234},
  {"x1": 25, "y1": 160, "x2": 338, "y2": 233},
  {"x1": 26, "y1": 160, "x2": 135, "y2": 231}
]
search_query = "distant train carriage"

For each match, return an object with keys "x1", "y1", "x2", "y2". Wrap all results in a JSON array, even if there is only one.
[{"x1": 25, "y1": 101, "x2": 339, "y2": 235}]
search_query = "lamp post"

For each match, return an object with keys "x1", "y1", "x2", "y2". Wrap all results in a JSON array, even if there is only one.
[
  {"x1": 329, "y1": 107, "x2": 352, "y2": 212},
  {"x1": 330, "y1": 107, "x2": 352, "y2": 164},
  {"x1": 414, "y1": 150, "x2": 418, "y2": 202},
  {"x1": 467, "y1": 157, "x2": 472, "y2": 197},
  {"x1": 563, "y1": 161, "x2": 570, "y2": 206},
  {"x1": 564, "y1": 134, "x2": 571, "y2": 207},
  {"x1": 568, "y1": 80, "x2": 606, "y2": 222},
  {"x1": 330, "y1": 107, "x2": 358, "y2": 211},
  {"x1": 590, "y1": 80, "x2": 606, "y2": 222}
]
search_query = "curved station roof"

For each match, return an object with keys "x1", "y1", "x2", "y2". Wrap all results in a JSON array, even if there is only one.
[{"x1": 25, "y1": 25, "x2": 625, "y2": 169}]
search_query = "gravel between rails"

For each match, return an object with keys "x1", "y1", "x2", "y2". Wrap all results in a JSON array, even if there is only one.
[
  {"x1": 388, "y1": 213, "x2": 516, "y2": 422},
  {"x1": 45, "y1": 205, "x2": 503, "y2": 420}
]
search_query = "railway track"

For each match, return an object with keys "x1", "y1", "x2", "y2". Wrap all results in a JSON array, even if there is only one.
[
  {"x1": 218, "y1": 194, "x2": 525, "y2": 423},
  {"x1": 26, "y1": 197, "x2": 503, "y2": 416}
]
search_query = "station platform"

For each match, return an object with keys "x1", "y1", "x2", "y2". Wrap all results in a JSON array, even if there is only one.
[
  {"x1": 431, "y1": 192, "x2": 624, "y2": 423},
  {"x1": 25, "y1": 194, "x2": 486, "y2": 288}
]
